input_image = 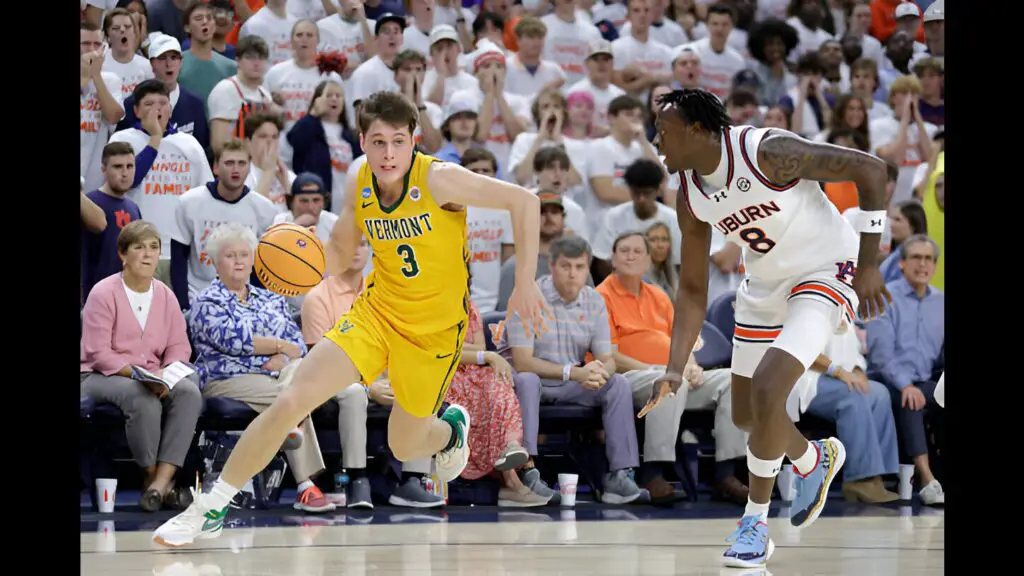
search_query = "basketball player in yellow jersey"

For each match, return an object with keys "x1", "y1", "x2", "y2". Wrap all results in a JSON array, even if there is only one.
[{"x1": 154, "y1": 91, "x2": 552, "y2": 547}]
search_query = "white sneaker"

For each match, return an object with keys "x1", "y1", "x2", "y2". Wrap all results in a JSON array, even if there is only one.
[
  {"x1": 152, "y1": 489, "x2": 229, "y2": 548},
  {"x1": 434, "y1": 404, "x2": 470, "y2": 483},
  {"x1": 919, "y1": 480, "x2": 945, "y2": 506}
]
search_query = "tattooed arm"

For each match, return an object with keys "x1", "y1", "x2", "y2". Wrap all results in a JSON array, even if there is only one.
[{"x1": 756, "y1": 132, "x2": 890, "y2": 267}]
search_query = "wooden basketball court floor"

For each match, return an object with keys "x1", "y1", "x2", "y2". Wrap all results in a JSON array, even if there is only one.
[{"x1": 80, "y1": 504, "x2": 944, "y2": 575}]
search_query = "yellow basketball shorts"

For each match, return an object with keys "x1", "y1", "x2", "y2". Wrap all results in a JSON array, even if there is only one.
[{"x1": 324, "y1": 297, "x2": 467, "y2": 418}]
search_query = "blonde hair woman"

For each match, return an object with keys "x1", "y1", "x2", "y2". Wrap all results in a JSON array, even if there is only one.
[{"x1": 645, "y1": 221, "x2": 678, "y2": 296}]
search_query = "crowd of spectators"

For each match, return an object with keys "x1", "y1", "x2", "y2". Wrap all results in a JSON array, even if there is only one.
[{"x1": 80, "y1": 0, "x2": 946, "y2": 511}]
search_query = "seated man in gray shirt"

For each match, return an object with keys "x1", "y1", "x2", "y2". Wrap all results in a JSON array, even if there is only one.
[{"x1": 504, "y1": 236, "x2": 648, "y2": 505}]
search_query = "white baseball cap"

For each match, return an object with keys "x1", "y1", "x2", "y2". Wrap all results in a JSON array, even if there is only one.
[
  {"x1": 149, "y1": 34, "x2": 182, "y2": 59},
  {"x1": 443, "y1": 91, "x2": 478, "y2": 125},
  {"x1": 429, "y1": 24, "x2": 459, "y2": 47},
  {"x1": 923, "y1": 0, "x2": 945, "y2": 22},
  {"x1": 894, "y1": 3, "x2": 921, "y2": 19},
  {"x1": 586, "y1": 39, "x2": 613, "y2": 60}
]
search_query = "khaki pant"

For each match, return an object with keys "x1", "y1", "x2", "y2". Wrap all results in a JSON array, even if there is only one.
[{"x1": 203, "y1": 361, "x2": 326, "y2": 482}]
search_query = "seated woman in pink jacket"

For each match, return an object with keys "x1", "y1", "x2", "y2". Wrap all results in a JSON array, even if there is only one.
[{"x1": 80, "y1": 220, "x2": 203, "y2": 512}]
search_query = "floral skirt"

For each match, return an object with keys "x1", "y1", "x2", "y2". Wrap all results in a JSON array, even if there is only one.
[{"x1": 444, "y1": 364, "x2": 524, "y2": 480}]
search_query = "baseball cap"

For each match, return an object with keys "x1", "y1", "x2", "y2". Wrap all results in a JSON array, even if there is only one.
[
  {"x1": 537, "y1": 190, "x2": 565, "y2": 210},
  {"x1": 149, "y1": 34, "x2": 182, "y2": 59},
  {"x1": 429, "y1": 24, "x2": 459, "y2": 47},
  {"x1": 587, "y1": 39, "x2": 613, "y2": 60},
  {"x1": 672, "y1": 44, "x2": 700, "y2": 64},
  {"x1": 374, "y1": 13, "x2": 406, "y2": 35},
  {"x1": 443, "y1": 91, "x2": 479, "y2": 125},
  {"x1": 923, "y1": 0, "x2": 944, "y2": 22},
  {"x1": 291, "y1": 172, "x2": 327, "y2": 196},
  {"x1": 472, "y1": 44, "x2": 506, "y2": 72},
  {"x1": 894, "y1": 3, "x2": 921, "y2": 19}
]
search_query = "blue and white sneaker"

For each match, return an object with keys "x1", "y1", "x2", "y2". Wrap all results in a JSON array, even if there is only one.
[
  {"x1": 722, "y1": 515, "x2": 775, "y2": 568},
  {"x1": 790, "y1": 437, "x2": 847, "y2": 529}
]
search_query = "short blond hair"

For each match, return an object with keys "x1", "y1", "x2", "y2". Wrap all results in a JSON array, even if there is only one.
[
  {"x1": 888, "y1": 75, "x2": 922, "y2": 107},
  {"x1": 117, "y1": 220, "x2": 162, "y2": 255}
]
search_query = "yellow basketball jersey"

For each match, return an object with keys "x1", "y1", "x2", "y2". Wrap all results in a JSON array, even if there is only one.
[{"x1": 354, "y1": 152, "x2": 469, "y2": 335}]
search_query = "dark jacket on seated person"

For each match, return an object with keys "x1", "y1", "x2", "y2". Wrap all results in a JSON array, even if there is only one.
[{"x1": 286, "y1": 113, "x2": 361, "y2": 194}]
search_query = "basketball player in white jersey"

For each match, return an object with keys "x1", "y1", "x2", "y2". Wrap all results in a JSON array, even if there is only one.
[{"x1": 638, "y1": 89, "x2": 892, "y2": 568}]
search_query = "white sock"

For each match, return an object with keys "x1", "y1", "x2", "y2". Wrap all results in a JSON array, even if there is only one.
[
  {"x1": 744, "y1": 498, "x2": 770, "y2": 521},
  {"x1": 790, "y1": 441, "x2": 819, "y2": 476},
  {"x1": 201, "y1": 479, "x2": 240, "y2": 511},
  {"x1": 297, "y1": 479, "x2": 314, "y2": 493}
]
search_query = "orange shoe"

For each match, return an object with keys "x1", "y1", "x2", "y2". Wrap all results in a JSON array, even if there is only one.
[{"x1": 294, "y1": 485, "x2": 336, "y2": 513}]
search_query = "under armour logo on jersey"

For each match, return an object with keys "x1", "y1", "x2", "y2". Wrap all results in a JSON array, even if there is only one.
[
  {"x1": 713, "y1": 191, "x2": 728, "y2": 203},
  {"x1": 871, "y1": 219, "x2": 882, "y2": 227},
  {"x1": 736, "y1": 177, "x2": 751, "y2": 192}
]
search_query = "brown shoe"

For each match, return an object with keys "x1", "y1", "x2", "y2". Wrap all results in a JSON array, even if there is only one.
[
  {"x1": 842, "y1": 477, "x2": 900, "y2": 504},
  {"x1": 646, "y1": 476, "x2": 683, "y2": 505},
  {"x1": 712, "y1": 476, "x2": 749, "y2": 506}
]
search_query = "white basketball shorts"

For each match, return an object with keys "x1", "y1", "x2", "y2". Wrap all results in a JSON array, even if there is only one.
[{"x1": 731, "y1": 262, "x2": 860, "y2": 378}]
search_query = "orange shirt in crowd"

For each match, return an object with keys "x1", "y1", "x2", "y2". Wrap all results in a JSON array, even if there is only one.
[
  {"x1": 226, "y1": 0, "x2": 266, "y2": 46},
  {"x1": 824, "y1": 181, "x2": 859, "y2": 215},
  {"x1": 870, "y1": 0, "x2": 926, "y2": 44},
  {"x1": 300, "y1": 274, "x2": 364, "y2": 345},
  {"x1": 596, "y1": 274, "x2": 674, "y2": 366}
]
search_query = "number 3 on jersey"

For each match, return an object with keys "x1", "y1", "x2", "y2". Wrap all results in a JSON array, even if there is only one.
[
  {"x1": 739, "y1": 227, "x2": 776, "y2": 254},
  {"x1": 396, "y1": 244, "x2": 420, "y2": 278}
]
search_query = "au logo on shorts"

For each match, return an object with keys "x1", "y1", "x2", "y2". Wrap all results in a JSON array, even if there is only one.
[
  {"x1": 361, "y1": 187, "x2": 372, "y2": 199},
  {"x1": 337, "y1": 319, "x2": 356, "y2": 333}
]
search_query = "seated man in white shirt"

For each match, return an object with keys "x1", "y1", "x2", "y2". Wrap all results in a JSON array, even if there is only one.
[{"x1": 591, "y1": 158, "x2": 681, "y2": 282}]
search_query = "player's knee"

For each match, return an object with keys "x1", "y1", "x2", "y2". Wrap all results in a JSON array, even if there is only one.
[{"x1": 749, "y1": 367, "x2": 789, "y2": 423}]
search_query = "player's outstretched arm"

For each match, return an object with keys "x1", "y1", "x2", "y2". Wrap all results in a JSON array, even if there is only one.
[
  {"x1": 428, "y1": 162, "x2": 542, "y2": 287},
  {"x1": 326, "y1": 177, "x2": 366, "y2": 278},
  {"x1": 756, "y1": 133, "x2": 894, "y2": 319}
]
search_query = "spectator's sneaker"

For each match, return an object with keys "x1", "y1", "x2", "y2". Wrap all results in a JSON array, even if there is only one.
[
  {"x1": 520, "y1": 468, "x2": 560, "y2": 505},
  {"x1": 919, "y1": 480, "x2": 945, "y2": 506},
  {"x1": 348, "y1": 477, "x2": 374, "y2": 510},
  {"x1": 294, "y1": 485, "x2": 336, "y2": 513},
  {"x1": 498, "y1": 484, "x2": 551, "y2": 507},
  {"x1": 152, "y1": 489, "x2": 227, "y2": 548},
  {"x1": 494, "y1": 441, "x2": 530, "y2": 472},
  {"x1": 434, "y1": 404, "x2": 470, "y2": 483},
  {"x1": 600, "y1": 469, "x2": 649, "y2": 505},
  {"x1": 388, "y1": 476, "x2": 446, "y2": 508},
  {"x1": 722, "y1": 515, "x2": 775, "y2": 568},
  {"x1": 790, "y1": 437, "x2": 846, "y2": 529},
  {"x1": 281, "y1": 428, "x2": 303, "y2": 452}
]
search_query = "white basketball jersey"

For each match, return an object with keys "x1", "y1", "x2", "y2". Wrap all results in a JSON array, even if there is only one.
[{"x1": 680, "y1": 126, "x2": 859, "y2": 281}]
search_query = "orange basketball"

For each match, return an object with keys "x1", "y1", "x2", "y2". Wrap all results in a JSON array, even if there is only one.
[{"x1": 254, "y1": 223, "x2": 326, "y2": 297}]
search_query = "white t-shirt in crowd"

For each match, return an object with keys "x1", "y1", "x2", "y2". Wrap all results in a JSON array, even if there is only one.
[
  {"x1": 245, "y1": 164, "x2": 297, "y2": 211},
  {"x1": 422, "y1": 70, "x2": 478, "y2": 107},
  {"x1": 503, "y1": 53, "x2": 566, "y2": 101},
  {"x1": 286, "y1": 0, "x2": 328, "y2": 19},
  {"x1": 466, "y1": 206, "x2": 513, "y2": 314},
  {"x1": 102, "y1": 52, "x2": 155, "y2": 101},
  {"x1": 108, "y1": 128, "x2": 213, "y2": 259},
  {"x1": 450, "y1": 86, "x2": 532, "y2": 175},
  {"x1": 172, "y1": 185, "x2": 278, "y2": 303},
  {"x1": 81, "y1": 72, "x2": 124, "y2": 192},
  {"x1": 240, "y1": 7, "x2": 298, "y2": 66},
  {"x1": 264, "y1": 59, "x2": 344, "y2": 129},
  {"x1": 620, "y1": 20, "x2": 691, "y2": 49},
  {"x1": 584, "y1": 135, "x2": 645, "y2": 234},
  {"x1": 591, "y1": 2, "x2": 627, "y2": 28},
  {"x1": 612, "y1": 35, "x2": 674, "y2": 98},
  {"x1": 541, "y1": 13, "x2": 603, "y2": 88},
  {"x1": 869, "y1": 116, "x2": 938, "y2": 205},
  {"x1": 434, "y1": 4, "x2": 475, "y2": 29},
  {"x1": 403, "y1": 25, "x2": 431, "y2": 59},
  {"x1": 316, "y1": 14, "x2": 375, "y2": 69},
  {"x1": 122, "y1": 277, "x2": 154, "y2": 331},
  {"x1": 592, "y1": 201, "x2": 682, "y2": 266},
  {"x1": 323, "y1": 120, "x2": 357, "y2": 211},
  {"x1": 566, "y1": 78, "x2": 625, "y2": 132},
  {"x1": 506, "y1": 133, "x2": 591, "y2": 200},
  {"x1": 688, "y1": 38, "x2": 746, "y2": 100},
  {"x1": 208, "y1": 76, "x2": 273, "y2": 132},
  {"x1": 786, "y1": 17, "x2": 833, "y2": 63},
  {"x1": 347, "y1": 55, "x2": 401, "y2": 107}
]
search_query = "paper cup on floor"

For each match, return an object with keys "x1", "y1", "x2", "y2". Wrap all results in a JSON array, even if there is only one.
[
  {"x1": 776, "y1": 465, "x2": 796, "y2": 502},
  {"x1": 557, "y1": 473, "x2": 578, "y2": 507},
  {"x1": 96, "y1": 520, "x2": 116, "y2": 553},
  {"x1": 898, "y1": 465, "x2": 915, "y2": 500},
  {"x1": 96, "y1": 478, "x2": 118, "y2": 513}
]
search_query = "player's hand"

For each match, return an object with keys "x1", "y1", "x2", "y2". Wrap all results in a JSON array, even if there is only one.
[
  {"x1": 901, "y1": 384, "x2": 926, "y2": 411},
  {"x1": 506, "y1": 281, "x2": 554, "y2": 339},
  {"x1": 638, "y1": 372, "x2": 684, "y2": 418},
  {"x1": 852, "y1": 264, "x2": 892, "y2": 321},
  {"x1": 483, "y1": 351, "x2": 514, "y2": 385}
]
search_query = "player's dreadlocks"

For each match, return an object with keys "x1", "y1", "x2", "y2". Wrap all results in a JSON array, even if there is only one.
[{"x1": 656, "y1": 89, "x2": 732, "y2": 136}]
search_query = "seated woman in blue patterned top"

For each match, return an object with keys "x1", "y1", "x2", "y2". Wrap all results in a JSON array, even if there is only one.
[{"x1": 189, "y1": 222, "x2": 333, "y2": 514}]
